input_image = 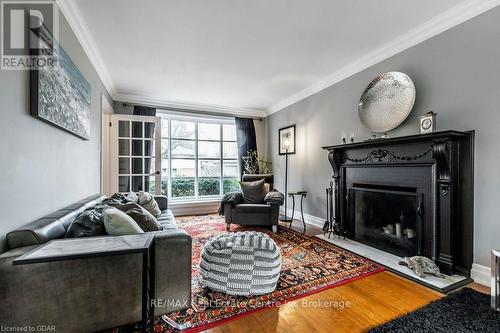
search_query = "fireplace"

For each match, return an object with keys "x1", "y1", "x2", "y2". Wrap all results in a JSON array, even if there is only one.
[
  {"x1": 323, "y1": 130, "x2": 474, "y2": 277},
  {"x1": 348, "y1": 185, "x2": 421, "y2": 258}
]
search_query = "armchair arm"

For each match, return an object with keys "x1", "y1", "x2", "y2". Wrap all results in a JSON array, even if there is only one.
[
  {"x1": 154, "y1": 195, "x2": 168, "y2": 211},
  {"x1": 269, "y1": 203, "x2": 280, "y2": 226},
  {"x1": 224, "y1": 204, "x2": 233, "y2": 224},
  {"x1": 264, "y1": 190, "x2": 284, "y2": 206}
]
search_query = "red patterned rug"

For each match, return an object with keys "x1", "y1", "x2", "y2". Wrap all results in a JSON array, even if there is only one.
[{"x1": 107, "y1": 215, "x2": 383, "y2": 332}]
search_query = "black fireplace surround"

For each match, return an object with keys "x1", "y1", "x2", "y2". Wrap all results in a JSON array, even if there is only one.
[{"x1": 323, "y1": 130, "x2": 474, "y2": 277}]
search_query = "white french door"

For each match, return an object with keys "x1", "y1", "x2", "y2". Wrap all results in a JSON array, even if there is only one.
[{"x1": 110, "y1": 114, "x2": 162, "y2": 194}]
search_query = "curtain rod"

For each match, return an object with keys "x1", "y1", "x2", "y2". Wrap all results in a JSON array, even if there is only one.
[{"x1": 121, "y1": 102, "x2": 263, "y2": 121}]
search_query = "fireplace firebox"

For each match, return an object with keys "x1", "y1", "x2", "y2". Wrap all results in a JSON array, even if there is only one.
[
  {"x1": 323, "y1": 130, "x2": 474, "y2": 277},
  {"x1": 348, "y1": 185, "x2": 421, "y2": 258}
]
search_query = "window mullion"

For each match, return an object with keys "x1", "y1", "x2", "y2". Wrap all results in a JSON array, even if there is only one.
[
  {"x1": 164, "y1": 117, "x2": 235, "y2": 201},
  {"x1": 168, "y1": 119, "x2": 172, "y2": 199},
  {"x1": 220, "y1": 124, "x2": 223, "y2": 197},
  {"x1": 194, "y1": 120, "x2": 199, "y2": 199}
]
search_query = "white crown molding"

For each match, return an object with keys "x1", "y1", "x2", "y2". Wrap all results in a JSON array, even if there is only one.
[
  {"x1": 266, "y1": 0, "x2": 500, "y2": 115},
  {"x1": 56, "y1": 0, "x2": 116, "y2": 96},
  {"x1": 114, "y1": 92, "x2": 267, "y2": 118}
]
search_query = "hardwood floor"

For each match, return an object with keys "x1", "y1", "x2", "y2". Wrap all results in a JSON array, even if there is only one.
[{"x1": 202, "y1": 220, "x2": 489, "y2": 333}]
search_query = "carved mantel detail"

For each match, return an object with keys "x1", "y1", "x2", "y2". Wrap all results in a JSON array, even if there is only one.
[
  {"x1": 322, "y1": 130, "x2": 474, "y2": 278},
  {"x1": 432, "y1": 141, "x2": 451, "y2": 195},
  {"x1": 345, "y1": 147, "x2": 432, "y2": 163},
  {"x1": 328, "y1": 150, "x2": 341, "y2": 179}
]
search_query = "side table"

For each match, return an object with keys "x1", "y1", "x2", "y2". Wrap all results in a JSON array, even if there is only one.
[
  {"x1": 13, "y1": 234, "x2": 156, "y2": 332},
  {"x1": 287, "y1": 191, "x2": 307, "y2": 233}
]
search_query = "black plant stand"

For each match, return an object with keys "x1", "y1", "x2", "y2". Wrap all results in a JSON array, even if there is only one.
[{"x1": 287, "y1": 191, "x2": 307, "y2": 233}]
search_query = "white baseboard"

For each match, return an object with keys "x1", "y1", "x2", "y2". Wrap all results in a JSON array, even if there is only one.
[
  {"x1": 279, "y1": 207, "x2": 325, "y2": 229},
  {"x1": 471, "y1": 263, "x2": 491, "y2": 287},
  {"x1": 170, "y1": 200, "x2": 219, "y2": 216},
  {"x1": 280, "y1": 208, "x2": 491, "y2": 288}
]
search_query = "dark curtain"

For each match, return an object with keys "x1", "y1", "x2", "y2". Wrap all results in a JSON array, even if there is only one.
[
  {"x1": 133, "y1": 106, "x2": 156, "y2": 192},
  {"x1": 235, "y1": 117, "x2": 257, "y2": 178},
  {"x1": 133, "y1": 105, "x2": 156, "y2": 117}
]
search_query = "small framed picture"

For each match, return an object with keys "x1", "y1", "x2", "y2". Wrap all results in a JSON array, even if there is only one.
[{"x1": 279, "y1": 125, "x2": 296, "y2": 155}]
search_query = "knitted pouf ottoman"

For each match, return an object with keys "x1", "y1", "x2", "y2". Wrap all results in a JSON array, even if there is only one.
[{"x1": 200, "y1": 231, "x2": 281, "y2": 296}]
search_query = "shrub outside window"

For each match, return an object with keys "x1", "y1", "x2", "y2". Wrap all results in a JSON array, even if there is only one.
[{"x1": 160, "y1": 114, "x2": 239, "y2": 201}]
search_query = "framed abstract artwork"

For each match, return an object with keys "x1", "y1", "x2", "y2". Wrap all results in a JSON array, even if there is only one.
[
  {"x1": 278, "y1": 125, "x2": 296, "y2": 155},
  {"x1": 30, "y1": 21, "x2": 91, "y2": 140}
]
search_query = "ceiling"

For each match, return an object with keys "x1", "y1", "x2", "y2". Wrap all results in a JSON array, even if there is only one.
[{"x1": 64, "y1": 0, "x2": 497, "y2": 116}]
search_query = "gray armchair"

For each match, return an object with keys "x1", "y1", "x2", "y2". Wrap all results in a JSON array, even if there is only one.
[{"x1": 224, "y1": 174, "x2": 281, "y2": 232}]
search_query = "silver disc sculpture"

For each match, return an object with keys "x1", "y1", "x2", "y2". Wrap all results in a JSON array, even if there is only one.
[{"x1": 358, "y1": 72, "x2": 416, "y2": 133}]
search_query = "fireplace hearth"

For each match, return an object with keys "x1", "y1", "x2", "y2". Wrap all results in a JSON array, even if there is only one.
[{"x1": 323, "y1": 130, "x2": 474, "y2": 277}]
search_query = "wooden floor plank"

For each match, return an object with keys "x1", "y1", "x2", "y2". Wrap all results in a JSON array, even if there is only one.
[{"x1": 200, "y1": 220, "x2": 488, "y2": 333}]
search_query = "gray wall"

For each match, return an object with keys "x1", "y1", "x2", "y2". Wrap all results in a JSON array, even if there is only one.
[
  {"x1": 0, "y1": 10, "x2": 111, "y2": 252},
  {"x1": 266, "y1": 7, "x2": 500, "y2": 268}
]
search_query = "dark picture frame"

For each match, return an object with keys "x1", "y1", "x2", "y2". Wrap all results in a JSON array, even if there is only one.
[
  {"x1": 278, "y1": 125, "x2": 296, "y2": 155},
  {"x1": 30, "y1": 20, "x2": 91, "y2": 140}
]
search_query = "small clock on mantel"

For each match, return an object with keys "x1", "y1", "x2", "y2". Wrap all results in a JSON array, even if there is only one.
[{"x1": 420, "y1": 111, "x2": 436, "y2": 134}]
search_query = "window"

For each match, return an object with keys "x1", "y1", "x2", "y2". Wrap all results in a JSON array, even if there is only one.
[
  {"x1": 116, "y1": 117, "x2": 160, "y2": 194},
  {"x1": 160, "y1": 114, "x2": 240, "y2": 201}
]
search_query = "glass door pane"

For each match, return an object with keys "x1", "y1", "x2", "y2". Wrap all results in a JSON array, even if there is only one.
[{"x1": 112, "y1": 116, "x2": 161, "y2": 194}]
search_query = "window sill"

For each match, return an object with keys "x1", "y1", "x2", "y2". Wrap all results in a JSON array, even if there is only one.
[
  {"x1": 168, "y1": 199, "x2": 220, "y2": 216},
  {"x1": 169, "y1": 199, "x2": 221, "y2": 207}
]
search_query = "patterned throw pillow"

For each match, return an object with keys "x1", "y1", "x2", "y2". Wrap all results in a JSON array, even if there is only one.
[
  {"x1": 137, "y1": 191, "x2": 162, "y2": 218},
  {"x1": 126, "y1": 191, "x2": 139, "y2": 203},
  {"x1": 240, "y1": 178, "x2": 267, "y2": 204},
  {"x1": 65, "y1": 210, "x2": 106, "y2": 238}
]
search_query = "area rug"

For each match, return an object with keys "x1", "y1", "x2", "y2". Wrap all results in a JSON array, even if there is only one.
[
  {"x1": 107, "y1": 215, "x2": 383, "y2": 332},
  {"x1": 369, "y1": 288, "x2": 500, "y2": 333}
]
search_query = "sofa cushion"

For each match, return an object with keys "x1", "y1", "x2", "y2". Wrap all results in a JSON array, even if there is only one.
[
  {"x1": 6, "y1": 218, "x2": 66, "y2": 250},
  {"x1": 44, "y1": 195, "x2": 105, "y2": 229},
  {"x1": 157, "y1": 210, "x2": 177, "y2": 229},
  {"x1": 240, "y1": 179, "x2": 267, "y2": 204},
  {"x1": 113, "y1": 203, "x2": 162, "y2": 232},
  {"x1": 103, "y1": 207, "x2": 144, "y2": 236},
  {"x1": 138, "y1": 191, "x2": 162, "y2": 218},
  {"x1": 5, "y1": 195, "x2": 105, "y2": 250},
  {"x1": 126, "y1": 191, "x2": 139, "y2": 203},
  {"x1": 233, "y1": 204, "x2": 271, "y2": 214},
  {"x1": 65, "y1": 210, "x2": 106, "y2": 238},
  {"x1": 102, "y1": 193, "x2": 128, "y2": 207},
  {"x1": 154, "y1": 195, "x2": 169, "y2": 211}
]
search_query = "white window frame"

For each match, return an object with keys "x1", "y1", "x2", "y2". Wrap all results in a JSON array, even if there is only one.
[
  {"x1": 158, "y1": 111, "x2": 239, "y2": 202},
  {"x1": 110, "y1": 114, "x2": 162, "y2": 194}
]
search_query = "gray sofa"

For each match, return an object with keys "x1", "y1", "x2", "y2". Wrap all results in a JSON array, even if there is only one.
[
  {"x1": 0, "y1": 194, "x2": 191, "y2": 333},
  {"x1": 224, "y1": 174, "x2": 280, "y2": 232}
]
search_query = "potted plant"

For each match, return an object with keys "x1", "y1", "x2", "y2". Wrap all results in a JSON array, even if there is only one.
[{"x1": 242, "y1": 150, "x2": 272, "y2": 175}]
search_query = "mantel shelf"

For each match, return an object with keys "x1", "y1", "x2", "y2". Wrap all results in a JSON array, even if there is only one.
[
  {"x1": 322, "y1": 130, "x2": 473, "y2": 151},
  {"x1": 323, "y1": 129, "x2": 474, "y2": 279}
]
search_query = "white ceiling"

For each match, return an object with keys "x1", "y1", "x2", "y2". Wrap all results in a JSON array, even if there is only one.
[{"x1": 65, "y1": 0, "x2": 497, "y2": 116}]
